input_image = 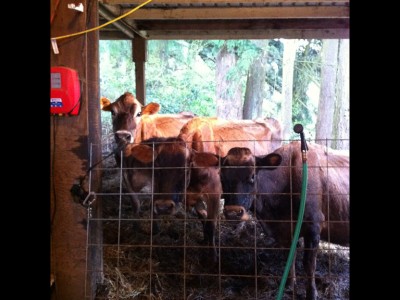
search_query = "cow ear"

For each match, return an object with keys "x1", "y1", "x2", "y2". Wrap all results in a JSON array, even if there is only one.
[
  {"x1": 100, "y1": 97, "x2": 112, "y2": 111},
  {"x1": 141, "y1": 102, "x2": 161, "y2": 115},
  {"x1": 221, "y1": 155, "x2": 229, "y2": 166},
  {"x1": 126, "y1": 144, "x2": 158, "y2": 163},
  {"x1": 256, "y1": 153, "x2": 282, "y2": 169},
  {"x1": 192, "y1": 152, "x2": 220, "y2": 167}
]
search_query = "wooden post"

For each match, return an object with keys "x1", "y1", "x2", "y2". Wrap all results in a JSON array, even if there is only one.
[
  {"x1": 50, "y1": 0, "x2": 102, "y2": 299},
  {"x1": 86, "y1": 0, "x2": 103, "y2": 298},
  {"x1": 133, "y1": 33, "x2": 147, "y2": 105}
]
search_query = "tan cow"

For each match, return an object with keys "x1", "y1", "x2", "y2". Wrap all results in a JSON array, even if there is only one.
[
  {"x1": 101, "y1": 92, "x2": 194, "y2": 214},
  {"x1": 178, "y1": 116, "x2": 282, "y2": 156},
  {"x1": 101, "y1": 92, "x2": 194, "y2": 146}
]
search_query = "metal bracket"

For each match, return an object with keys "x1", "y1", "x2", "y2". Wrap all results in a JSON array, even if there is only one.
[{"x1": 82, "y1": 191, "x2": 96, "y2": 218}]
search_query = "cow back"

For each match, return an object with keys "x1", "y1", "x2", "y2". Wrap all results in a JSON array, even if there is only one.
[
  {"x1": 179, "y1": 117, "x2": 282, "y2": 157},
  {"x1": 135, "y1": 114, "x2": 194, "y2": 144}
]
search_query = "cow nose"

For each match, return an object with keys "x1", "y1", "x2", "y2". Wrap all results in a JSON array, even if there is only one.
[
  {"x1": 115, "y1": 130, "x2": 133, "y2": 144},
  {"x1": 154, "y1": 200, "x2": 177, "y2": 216},
  {"x1": 223, "y1": 205, "x2": 250, "y2": 221}
]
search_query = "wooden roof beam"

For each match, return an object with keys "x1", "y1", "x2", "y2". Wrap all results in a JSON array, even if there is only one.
[
  {"x1": 143, "y1": 28, "x2": 349, "y2": 39},
  {"x1": 99, "y1": 2, "x2": 148, "y2": 38},
  {"x1": 102, "y1": 0, "x2": 349, "y2": 5},
  {"x1": 121, "y1": 6, "x2": 349, "y2": 20}
]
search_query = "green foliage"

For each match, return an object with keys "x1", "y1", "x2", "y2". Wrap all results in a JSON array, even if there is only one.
[
  {"x1": 99, "y1": 40, "x2": 136, "y2": 100},
  {"x1": 265, "y1": 39, "x2": 283, "y2": 94},
  {"x1": 99, "y1": 39, "x2": 325, "y2": 136},
  {"x1": 292, "y1": 39, "x2": 322, "y2": 132},
  {"x1": 226, "y1": 41, "x2": 263, "y2": 87},
  {"x1": 146, "y1": 40, "x2": 216, "y2": 115}
]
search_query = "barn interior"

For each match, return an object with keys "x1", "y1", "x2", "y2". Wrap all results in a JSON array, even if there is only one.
[{"x1": 50, "y1": 1, "x2": 349, "y2": 299}]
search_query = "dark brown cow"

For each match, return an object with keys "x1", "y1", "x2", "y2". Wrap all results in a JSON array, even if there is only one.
[
  {"x1": 185, "y1": 152, "x2": 222, "y2": 263},
  {"x1": 178, "y1": 116, "x2": 282, "y2": 157},
  {"x1": 123, "y1": 137, "x2": 222, "y2": 264},
  {"x1": 220, "y1": 141, "x2": 349, "y2": 300}
]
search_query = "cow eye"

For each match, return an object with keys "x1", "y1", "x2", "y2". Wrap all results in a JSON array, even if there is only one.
[{"x1": 136, "y1": 111, "x2": 141, "y2": 117}]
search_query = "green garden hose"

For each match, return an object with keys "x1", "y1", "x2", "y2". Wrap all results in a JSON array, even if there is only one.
[{"x1": 276, "y1": 124, "x2": 308, "y2": 300}]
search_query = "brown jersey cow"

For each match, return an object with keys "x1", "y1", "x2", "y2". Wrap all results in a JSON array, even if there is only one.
[
  {"x1": 220, "y1": 141, "x2": 349, "y2": 300},
  {"x1": 101, "y1": 92, "x2": 194, "y2": 147},
  {"x1": 178, "y1": 116, "x2": 282, "y2": 157}
]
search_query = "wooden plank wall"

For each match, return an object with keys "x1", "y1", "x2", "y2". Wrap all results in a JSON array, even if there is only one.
[{"x1": 50, "y1": 0, "x2": 102, "y2": 299}]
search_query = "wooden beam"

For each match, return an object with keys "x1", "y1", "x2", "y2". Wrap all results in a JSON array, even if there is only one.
[
  {"x1": 51, "y1": 0, "x2": 96, "y2": 298},
  {"x1": 86, "y1": 1, "x2": 103, "y2": 298},
  {"x1": 100, "y1": 31, "x2": 133, "y2": 39},
  {"x1": 143, "y1": 28, "x2": 349, "y2": 39},
  {"x1": 133, "y1": 34, "x2": 147, "y2": 104},
  {"x1": 122, "y1": 6, "x2": 349, "y2": 20},
  {"x1": 100, "y1": 18, "x2": 348, "y2": 40},
  {"x1": 137, "y1": 18, "x2": 349, "y2": 30},
  {"x1": 103, "y1": 0, "x2": 349, "y2": 4},
  {"x1": 99, "y1": 3, "x2": 136, "y2": 39},
  {"x1": 99, "y1": 2, "x2": 148, "y2": 39}
]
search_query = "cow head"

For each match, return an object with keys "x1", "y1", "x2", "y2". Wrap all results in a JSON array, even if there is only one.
[
  {"x1": 221, "y1": 147, "x2": 282, "y2": 221},
  {"x1": 124, "y1": 137, "x2": 224, "y2": 219},
  {"x1": 124, "y1": 137, "x2": 192, "y2": 216},
  {"x1": 100, "y1": 92, "x2": 161, "y2": 146},
  {"x1": 186, "y1": 152, "x2": 222, "y2": 219}
]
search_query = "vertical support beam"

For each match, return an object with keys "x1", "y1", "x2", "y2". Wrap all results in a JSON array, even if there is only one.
[
  {"x1": 86, "y1": 0, "x2": 103, "y2": 299},
  {"x1": 133, "y1": 33, "x2": 147, "y2": 105},
  {"x1": 50, "y1": 0, "x2": 102, "y2": 299}
]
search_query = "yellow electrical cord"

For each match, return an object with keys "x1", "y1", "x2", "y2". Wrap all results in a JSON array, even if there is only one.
[{"x1": 51, "y1": 0, "x2": 153, "y2": 41}]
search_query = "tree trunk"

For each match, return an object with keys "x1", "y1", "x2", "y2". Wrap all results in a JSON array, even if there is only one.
[
  {"x1": 315, "y1": 39, "x2": 339, "y2": 148},
  {"x1": 281, "y1": 39, "x2": 298, "y2": 140},
  {"x1": 332, "y1": 39, "x2": 349, "y2": 150},
  {"x1": 216, "y1": 43, "x2": 243, "y2": 119},
  {"x1": 243, "y1": 55, "x2": 267, "y2": 119}
]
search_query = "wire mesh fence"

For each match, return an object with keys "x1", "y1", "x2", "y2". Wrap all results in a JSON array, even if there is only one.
[{"x1": 84, "y1": 137, "x2": 349, "y2": 300}]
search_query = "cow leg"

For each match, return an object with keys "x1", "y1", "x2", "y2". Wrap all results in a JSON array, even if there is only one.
[
  {"x1": 202, "y1": 220, "x2": 217, "y2": 264},
  {"x1": 286, "y1": 249, "x2": 297, "y2": 290},
  {"x1": 122, "y1": 171, "x2": 142, "y2": 215},
  {"x1": 151, "y1": 212, "x2": 161, "y2": 234},
  {"x1": 258, "y1": 221, "x2": 277, "y2": 246},
  {"x1": 303, "y1": 227, "x2": 321, "y2": 300},
  {"x1": 128, "y1": 194, "x2": 140, "y2": 215}
]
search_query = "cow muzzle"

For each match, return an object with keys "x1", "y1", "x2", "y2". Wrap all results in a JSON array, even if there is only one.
[
  {"x1": 223, "y1": 205, "x2": 250, "y2": 221},
  {"x1": 115, "y1": 130, "x2": 134, "y2": 144},
  {"x1": 186, "y1": 194, "x2": 208, "y2": 219},
  {"x1": 154, "y1": 200, "x2": 176, "y2": 216}
]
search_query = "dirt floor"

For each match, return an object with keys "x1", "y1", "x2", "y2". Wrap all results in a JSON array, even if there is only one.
[{"x1": 92, "y1": 139, "x2": 349, "y2": 300}]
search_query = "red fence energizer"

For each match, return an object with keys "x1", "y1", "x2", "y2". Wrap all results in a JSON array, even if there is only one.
[{"x1": 50, "y1": 66, "x2": 81, "y2": 115}]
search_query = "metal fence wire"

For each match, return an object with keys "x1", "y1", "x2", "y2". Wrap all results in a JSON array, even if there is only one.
[{"x1": 84, "y1": 138, "x2": 349, "y2": 300}]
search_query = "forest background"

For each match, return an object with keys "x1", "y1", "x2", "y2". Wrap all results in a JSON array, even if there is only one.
[{"x1": 100, "y1": 39, "x2": 349, "y2": 149}]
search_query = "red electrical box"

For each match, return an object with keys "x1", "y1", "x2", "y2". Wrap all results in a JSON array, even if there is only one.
[{"x1": 50, "y1": 66, "x2": 81, "y2": 115}]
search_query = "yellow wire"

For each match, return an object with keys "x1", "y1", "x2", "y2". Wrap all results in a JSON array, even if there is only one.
[{"x1": 51, "y1": 0, "x2": 153, "y2": 41}]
